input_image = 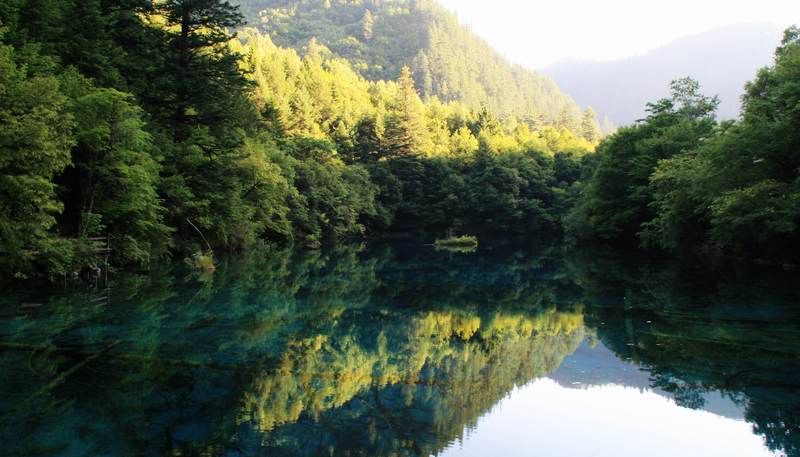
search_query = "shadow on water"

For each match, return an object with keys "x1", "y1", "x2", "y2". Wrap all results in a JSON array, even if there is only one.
[{"x1": 0, "y1": 241, "x2": 798, "y2": 456}]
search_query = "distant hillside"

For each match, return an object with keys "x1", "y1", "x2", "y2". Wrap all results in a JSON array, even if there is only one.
[
  {"x1": 233, "y1": 0, "x2": 583, "y2": 123},
  {"x1": 544, "y1": 23, "x2": 784, "y2": 126}
]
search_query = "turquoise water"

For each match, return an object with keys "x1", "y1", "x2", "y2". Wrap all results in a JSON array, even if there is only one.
[{"x1": 0, "y1": 242, "x2": 798, "y2": 456}]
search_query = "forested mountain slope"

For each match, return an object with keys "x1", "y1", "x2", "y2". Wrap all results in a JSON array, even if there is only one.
[
  {"x1": 0, "y1": 0, "x2": 598, "y2": 281},
  {"x1": 233, "y1": 0, "x2": 583, "y2": 124},
  {"x1": 545, "y1": 23, "x2": 784, "y2": 126},
  {"x1": 1, "y1": 0, "x2": 796, "y2": 281}
]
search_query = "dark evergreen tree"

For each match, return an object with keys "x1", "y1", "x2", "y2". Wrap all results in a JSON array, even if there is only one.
[
  {"x1": 351, "y1": 116, "x2": 385, "y2": 163},
  {"x1": 580, "y1": 107, "x2": 601, "y2": 143},
  {"x1": 159, "y1": 0, "x2": 252, "y2": 144}
]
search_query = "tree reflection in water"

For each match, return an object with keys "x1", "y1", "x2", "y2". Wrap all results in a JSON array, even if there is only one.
[{"x1": 0, "y1": 242, "x2": 797, "y2": 456}]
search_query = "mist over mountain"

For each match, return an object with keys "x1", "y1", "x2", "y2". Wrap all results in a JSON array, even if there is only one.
[
  {"x1": 544, "y1": 23, "x2": 784, "y2": 126},
  {"x1": 233, "y1": 0, "x2": 584, "y2": 123}
]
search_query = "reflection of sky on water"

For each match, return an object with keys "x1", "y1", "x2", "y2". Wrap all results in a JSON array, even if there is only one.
[
  {"x1": 552, "y1": 339, "x2": 746, "y2": 419},
  {"x1": 439, "y1": 339, "x2": 779, "y2": 457},
  {"x1": 1, "y1": 242, "x2": 797, "y2": 456}
]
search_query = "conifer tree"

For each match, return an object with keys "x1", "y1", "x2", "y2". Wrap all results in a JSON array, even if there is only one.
[
  {"x1": 384, "y1": 66, "x2": 425, "y2": 157},
  {"x1": 471, "y1": 107, "x2": 502, "y2": 136},
  {"x1": 361, "y1": 9, "x2": 374, "y2": 41},
  {"x1": 351, "y1": 116, "x2": 385, "y2": 162},
  {"x1": 580, "y1": 107, "x2": 601, "y2": 143},
  {"x1": 557, "y1": 108, "x2": 579, "y2": 132},
  {"x1": 159, "y1": 0, "x2": 250, "y2": 144},
  {"x1": 412, "y1": 50, "x2": 433, "y2": 98}
]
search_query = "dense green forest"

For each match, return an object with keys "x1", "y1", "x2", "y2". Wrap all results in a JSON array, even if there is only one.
[
  {"x1": 0, "y1": 0, "x2": 597, "y2": 281},
  {"x1": 568, "y1": 29, "x2": 800, "y2": 261},
  {"x1": 0, "y1": 0, "x2": 797, "y2": 281},
  {"x1": 232, "y1": 0, "x2": 595, "y2": 127}
]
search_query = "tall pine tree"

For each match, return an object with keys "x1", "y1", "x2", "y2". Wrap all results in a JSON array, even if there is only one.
[
  {"x1": 384, "y1": 66, "x2": 425, "y2": 157},
  {"x1": 159, "y1": 0, "x2": 251, "y2": 145},
  {"x1": 581, "y1": 107, "x2": 601, "y2": 143}
]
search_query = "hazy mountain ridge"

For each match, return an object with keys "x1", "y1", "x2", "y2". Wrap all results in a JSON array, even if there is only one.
[
  {"x1": 232, "y1": 0, "x2": 584, "y2": 122},
  {"x1": 544, "y1": 23, "x2": 784, "y2": 126}
]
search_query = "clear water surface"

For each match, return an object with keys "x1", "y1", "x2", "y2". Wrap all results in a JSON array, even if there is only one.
[{"x1": 0, "y1": 241, "x2": 798, "y2": 456}]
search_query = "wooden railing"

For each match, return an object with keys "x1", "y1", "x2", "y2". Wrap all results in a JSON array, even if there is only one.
[{"x1": 87, "y1": 236, "x2": 111, "y2": 282}]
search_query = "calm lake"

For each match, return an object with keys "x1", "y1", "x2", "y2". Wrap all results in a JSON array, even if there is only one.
[{"x1": 1, "y1": 241, "x2": 798, "y2": 456}]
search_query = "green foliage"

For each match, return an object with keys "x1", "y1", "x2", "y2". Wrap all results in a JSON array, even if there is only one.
[
  {"x1": 367, "y1": 145, "x2": 569, "y2": 238},
  {"x1": 68, "y1": 86, "x2": 172, "y2": 264},
  {"x1": 0, "y1": 41, "x2": 74, "y2": 278},
  {"x1": 282, "y1": 143, "x2": 380, "y2": 247},
  {"x1": 708, "y1": 180, "x2": 799, "y2": 246},
  {"x1": 234, "y1": 28, "x2": 594, "y2": 160},
  {"x1": 644, "y1": 31, "x2": 800, "y2": 260},
  {"x1": 2, "y1": 0, "x2": 794, "y2": 281},
  {"x1": 384, "y1": 66, "x2": 426, "y2": 157},
  {"x1": 158, "y1": 0, "x2": 254, "y2": 144},
  {"x1": 568, "y1": 77, "x2": 719, "y2": 244},
  {"x1": 234, "y1": 0, "x2": 583, "y2": 121},
  {"x1": 573, "y1": 28, "x2": 800, "y2": 262},
  {"x1": 236, "y1": 138, "x2": 295, "y2": 240},
  {"x1": 640, "y1": 151, "x2": 710, "y2": 252},
  {"x1": 581, "y1": 107, "x2": 601, "y2": 143}
]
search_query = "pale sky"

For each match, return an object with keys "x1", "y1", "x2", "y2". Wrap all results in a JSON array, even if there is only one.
[{"x1": 437, "y1": 0, "x2": 800, "y2": 69}]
